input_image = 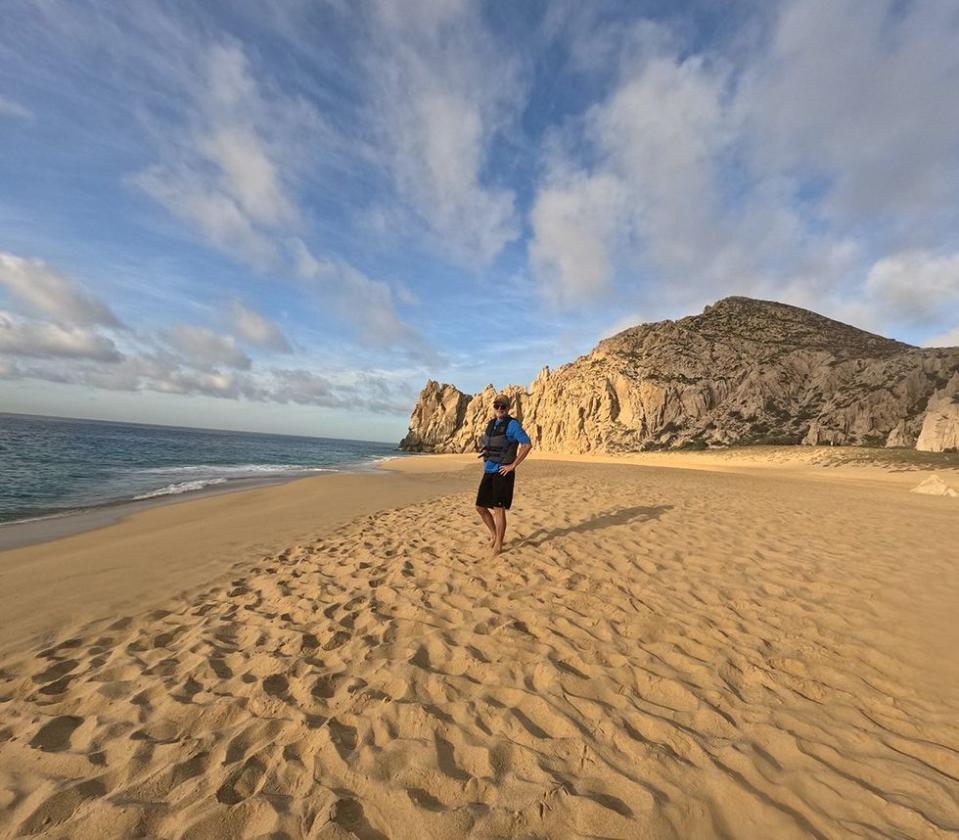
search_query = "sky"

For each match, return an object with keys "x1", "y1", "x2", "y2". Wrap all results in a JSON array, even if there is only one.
[{"x1": 1, "y1": 0, "x2": 958, "y2": 442}]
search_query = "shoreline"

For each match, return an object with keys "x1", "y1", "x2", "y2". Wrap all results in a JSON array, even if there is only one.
[
  {"x1": 0, "y1": 458, "x2": 402, "y2": 552},
  {"x1": 4, "y1": 445, "x2": 957, "y2": 553},
  {"x1": 0, "y1": 459, "x2": 476, "y2": 657}
]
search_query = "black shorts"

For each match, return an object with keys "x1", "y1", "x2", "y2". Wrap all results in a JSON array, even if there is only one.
[{"x1": 476, "y1": 470, "x2": 515, "y2": 509}]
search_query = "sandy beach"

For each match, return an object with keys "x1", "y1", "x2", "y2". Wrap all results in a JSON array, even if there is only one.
[{"x1": 1, "y1": 452, "x2": 958, "y2": 839}]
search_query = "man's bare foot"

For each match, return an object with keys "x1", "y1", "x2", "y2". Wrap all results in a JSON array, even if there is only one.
[{"x1": 491, "y1": 541, "x2": 502, "y2": 556}]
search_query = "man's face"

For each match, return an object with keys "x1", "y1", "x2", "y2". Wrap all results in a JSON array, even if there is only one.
[{"x1": 493, "y1": 402, "x2": 508, "y2": 415}]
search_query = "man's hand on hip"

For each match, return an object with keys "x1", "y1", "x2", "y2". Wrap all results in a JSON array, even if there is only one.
[{"x1": 498, "y1": 464, "x2": 515, "y2": 475}]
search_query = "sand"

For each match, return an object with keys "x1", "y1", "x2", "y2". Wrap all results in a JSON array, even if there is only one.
[{"x1": 1, "y1": 452, "x2": 958, "y2": 838}]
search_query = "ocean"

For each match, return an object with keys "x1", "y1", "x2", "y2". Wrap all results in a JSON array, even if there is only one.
[{"x1": 0, "y1": 413, "x2": 405, "y2": 526}]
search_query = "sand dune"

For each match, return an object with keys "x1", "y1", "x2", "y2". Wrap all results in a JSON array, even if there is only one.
[{"x1": 1, "y1": 458, "x2": 958, "y2": 838}]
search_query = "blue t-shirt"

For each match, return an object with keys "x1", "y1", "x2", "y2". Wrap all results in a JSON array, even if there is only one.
[{"x1": 484, "y1": 418, "x2": 531, "y2": 473}]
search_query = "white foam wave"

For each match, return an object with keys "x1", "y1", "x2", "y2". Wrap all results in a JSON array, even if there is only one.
[
  {"x1": 133, "y1": 478, "x2": 229, "y2": 500},
  {"x1": 135, "y1": 463, "x2": 337, "y2": 477}
]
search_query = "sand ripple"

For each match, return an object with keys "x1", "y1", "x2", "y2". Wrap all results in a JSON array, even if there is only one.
[{"x1": 1, "y1": 463, "x2": 957, "y2": 838}]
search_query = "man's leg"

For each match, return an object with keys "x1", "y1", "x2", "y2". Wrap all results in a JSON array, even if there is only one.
[
  {"x1": 491, "y1": 507, "x2": 507, "y2": 554},
  {"x1": 476, "y1": 505, "x2": 496, "y2": 544}
]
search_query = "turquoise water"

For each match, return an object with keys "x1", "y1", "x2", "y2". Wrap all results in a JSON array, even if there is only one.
[{"x1": 0, "y1": 413, "x2": 404, "y2": 525}]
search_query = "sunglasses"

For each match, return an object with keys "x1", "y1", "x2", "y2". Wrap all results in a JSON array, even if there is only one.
[{"x1": 493, "y1": 403, "x2": 508, "y2": 410}]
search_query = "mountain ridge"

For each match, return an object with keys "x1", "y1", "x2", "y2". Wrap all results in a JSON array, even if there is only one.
[{"x1": 401, "y1": 297, "x2": 959, "y2": 454}]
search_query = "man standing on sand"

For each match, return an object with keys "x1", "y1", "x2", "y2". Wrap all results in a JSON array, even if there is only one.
[{"x1": 475, "y1": 394, "x2": 532, "y2": 555}]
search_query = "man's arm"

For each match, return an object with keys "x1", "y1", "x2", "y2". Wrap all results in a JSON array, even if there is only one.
[{"x1": 499, "y1": 442, "x2": 531, "y2": 474}]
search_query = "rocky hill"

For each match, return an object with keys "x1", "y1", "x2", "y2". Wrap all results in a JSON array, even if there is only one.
[{"x1": 400, "y1": 297, "x2": 959, "y2": 454}]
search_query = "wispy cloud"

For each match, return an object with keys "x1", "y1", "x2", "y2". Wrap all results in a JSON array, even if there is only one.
[
  {"x1": 923, "y1": 327, "x2": 959, "y2": 349},
  {"x1": 741, "y1": 0, "x2": 959, "y2": 238},
  {"x1": 132, "y1": 42, "x2": 313, "y2": 269},
  {"x1": 0, "y1": 94, "x2": 32, "y2": 120},
  {"x1": 0, "y1": 252, "x2": 123, "y2": 328},
  {"x1": 529, "y1": 0, "x2": 959, "y2": 336},
  {"x1": 0, "y1": 247, "x2": 424, "y2": 415},
  {"x1": 1, "y1": 347, "x2": 413, "y2": 414},
  {"x1": 291, "y1": 238, "x2": 437, "y2": 364},
  {"x1": 360, "y1": 0, "x2": 523, "y2": 265},
  {"x1": 161, "y1": 324, "x2": 251, "y2": 371},
  {"x1": 0, "y1": 310, "x2": 122, "y2": 361},
  {"x1": 228, "y1": 300, "x2": 292, "y2": 353},
  {"x1": 866, "y1": 251, "x2": 959, "y2": 325}
]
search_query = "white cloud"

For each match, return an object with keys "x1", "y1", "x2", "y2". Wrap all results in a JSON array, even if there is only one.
[
  {"x1": 1, "y1": 346, "x2": 412, "y2": 413},
  {"x1": 162, "y1": 324, "x2": 251, "y2": 370},
  {"x1": 530, "y1": 173, "x2": 629, "y2": 305},
  {"x1": 866, "y1": 251, "x2": 959, "y2": 324},
  {"x1": 0, "y1": 356, "x2": 19, "y2": 377},
  {"x1": 228, "y1": 300, "x2": 292, "y2": 352},
  {"x1": 740, "y1": 0, "x2": 959, "y2": 236},
  {"x1": 158, "y1": 367, "x2": 243, "y2": 398},
  {"x1": 530, "y1": 45, "x2": 744, "y2": 307},
  {"x1": 0, "y1": 94, "x2": 32, "y2": 120},
  {"x1": 0, "y1": 252, "x2": 123, "y2": 328},
  {"x1": 268, "y1": 367, "x2": 410, "y2": 413},
  {"x1": 270, "y1": 368, "x2": 335, "y2": 405},
  {"x1": 199, "y1": 46, "x2": 297, "y2": 226},
  {"x1": 529, "y1": 0, "x2": 959, "y2": 336},
  {"x1": 0, "y1": 311, "x2": 122, "y2": 361},
  {"x1": 133, "y1": 42, "x2": 312, "y2": 268},
  {"x1": 135, "y1": 164, "x2": 277, "y2": 268},
  {"x1": 291, "y1": 238, "x2": 437, "y2": 364},
  {"x1": 923, "y1": 327, "x2": 959, "y2": 349},
  {"x1": 363, "y1": 0, "x2": 522, "y2": 264}
]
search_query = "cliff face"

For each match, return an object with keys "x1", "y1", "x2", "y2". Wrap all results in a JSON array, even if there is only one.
[{"x1": 400, "y1": 297, "x2": 959, "y2": 454}]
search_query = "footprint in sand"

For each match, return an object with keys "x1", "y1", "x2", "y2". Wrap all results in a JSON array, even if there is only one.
[
  {"x1": 330, "y1": 797, "x2": 390, "y2": 840},
  {"x1": 30, "y1": 715, "x2": 83, "y2": 752},
  {"x1": 323, "y1": 630, "x2": 351, "y2": 651},
  {"x1": 327, "y1": 718, "x2": 358, "y2": 759},
  {"x1": 262, "y1": 673, "x2": 289, "y2": 698},
  {"x1": 312, "y1": 673, "x2": 344, "y2": 699},
  {"x1": 33, "y1": 658, "x2": 79, "y2": 685},
  {"x1": 215, "y1": 755, "x2": 267, "y2": 804},
  {"x1": 17, "y1": 778, "x2": 108, "y2": 835}
]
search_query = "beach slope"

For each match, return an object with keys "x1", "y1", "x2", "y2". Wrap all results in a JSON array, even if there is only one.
[{"x1": 1, "y1": 455, "x2": 957, "y2": 838}]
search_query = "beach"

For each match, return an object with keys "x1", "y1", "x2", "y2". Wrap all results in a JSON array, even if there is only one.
[{"x1": 1, "y1": 452, "x2": 958, "y2": 839}]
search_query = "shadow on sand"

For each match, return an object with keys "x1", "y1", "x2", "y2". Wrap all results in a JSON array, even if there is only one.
[{"x1": 518, "y1": 504, "x2": 671, "y2": 548}]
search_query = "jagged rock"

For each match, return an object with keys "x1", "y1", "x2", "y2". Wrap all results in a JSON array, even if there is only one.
[
  {"x1": 400, "y1": 297, "x2": 959, "y2": 454},
  {"x1": 884, "y1": 421, "x2": 914, "y2": 448},
  {"x1": 398, "y1": 380, "x2": 470, "y2": 451},
  {"x1": 916, "y1": 374, "x2": 959, "y2": 452},
  {"x1": 910, "y1": 475, "x2": 959, "y2": 497}
]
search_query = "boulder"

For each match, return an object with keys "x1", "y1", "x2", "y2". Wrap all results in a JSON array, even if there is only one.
[{"x1": 910, "y1": 475, "x2": 959, "y2": 497}]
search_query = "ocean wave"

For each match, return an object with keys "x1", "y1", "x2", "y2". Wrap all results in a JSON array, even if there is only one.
[
  {"x1": 133, "y1": 478, "x2": 229, "y2": 499},
  {"x1": 134, "y1": 463, "x2": 338, "y2": 477}
]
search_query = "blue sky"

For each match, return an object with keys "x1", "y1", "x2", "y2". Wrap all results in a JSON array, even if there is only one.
[{"x1": 1, "y1": 0, "x2": 958, "y2": 442}]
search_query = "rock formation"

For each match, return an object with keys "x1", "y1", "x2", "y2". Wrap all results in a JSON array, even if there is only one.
[
  {"x1": 400, "y1": 297, "x2": 959, "y2": 454},
  {"x1": 916, "y1": 374, "x2": 959, "y2": 452},
  {"x1": 909, "y1": 475, "x2": 959, "y2": 497}
]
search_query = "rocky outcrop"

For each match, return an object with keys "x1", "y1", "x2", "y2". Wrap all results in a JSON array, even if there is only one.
[
  {"x1": 916, "y1": 374, "x2": 959, "y2": 452},
  {"x1": 400, "y1": 297, "x2": 959, "y2": 454}
]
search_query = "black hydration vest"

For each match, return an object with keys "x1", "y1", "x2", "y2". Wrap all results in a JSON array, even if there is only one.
[{"x1": 481, "y1": 416, "x2": 518, "y2": 465}]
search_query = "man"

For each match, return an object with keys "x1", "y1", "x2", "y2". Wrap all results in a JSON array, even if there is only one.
[{"x1": 475, "y1": 394, "x2": 532, "y2": 555}]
